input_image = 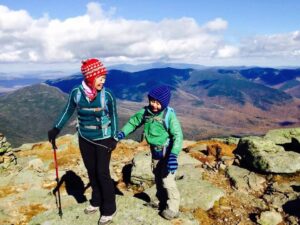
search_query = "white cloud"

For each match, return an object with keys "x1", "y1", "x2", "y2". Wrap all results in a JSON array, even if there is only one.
[
  {"x1": 216, "y1": 45, "x2": 239, "y2": 58},
  {"x1": 203, "y1": 18, "x2": 228, "y2": 31},
  {"x1": 239, "y1": 31, "x2": 300, "y2": 62},
  {"x1": 0, "y1": 85, "x2": 28, "y2": 93},
  {"x1": 0, "y1": 5, "x2": 33, "y2": 31},
  {"x1": 0, "y1": 2, "x2": 299, "y2": 69},
  {"x1": 0, "y1": 3, "x2": 234, "y2": 67}
]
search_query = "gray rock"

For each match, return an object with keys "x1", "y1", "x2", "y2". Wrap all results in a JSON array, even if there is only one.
[
  {"x1": 226, "y1": 165, "x2": 266, "y2": 193},
  {"x1": 144, "y1": 175, "x2": 224, "y2": 211},
  {"x1": 178, "y1": 152, "x2": 202, "y2": 166},
  {"x1": 270, "y1": 182, "x2": 295, "y2": 194},
  {"x1": 212, "y1": 137, "x2": 240, "y2": 145},
  {"x1": 257, "y1": 210, "x2": 282, "y2": 225},
  {"x1": 286, "y1": 216, "x2": 299, "y2": 225},
  {"x1": 177, "y1": 164, "x2": 203, "y2": 181},
  {"x1": 235, "y1": 136, "x2": 300, "y2": 173},
  {"x1": 264, "y1": 127, "x2": 300, "y2": 145},
  {"x1": 130, "y1": 151, "x2": 202, "y2": 185},
  {"x1": 130, "y1": 151, "x2": 153, "y2": 185},
  {"x1": 11, "y1": 170, "x2": 44, "y2": 187},
  {"x1": 179, "y1": 179, "x2": 224, "y2": 210},
  {"x1": 29, "y1": 195, "x2": 199, "y2": 225},
  {"x1": 28, "y1": 158, "x2": 45, "y2": 172},
  {"x1": 263, "y1": 192, "x2": 299, "y2": 210}
]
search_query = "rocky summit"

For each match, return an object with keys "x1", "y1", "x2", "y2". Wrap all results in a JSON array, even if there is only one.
[{"x1": 0, "y1": 128, "x2": 299, "y2": 225}]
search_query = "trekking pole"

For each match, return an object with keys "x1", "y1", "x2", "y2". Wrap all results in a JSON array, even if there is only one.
[{"x1": 52, "y1": 142, "x2": 63, "y2": 218}]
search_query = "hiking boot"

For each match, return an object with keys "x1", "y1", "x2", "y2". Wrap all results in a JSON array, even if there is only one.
[
  {"x1": 84, "y1": 205, "x2": 99, "y2": 214},
  {"x1": 98, "y1": 211, "x2": 116, "y2": 225},
  {"x1": 161, "y1": 209, "x2": 179, "y2": 220}
]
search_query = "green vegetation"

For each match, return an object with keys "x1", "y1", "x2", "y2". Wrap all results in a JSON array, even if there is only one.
[
  {"x1": 0, "y1": 84, "x2": 75, "y2": 147},
  {"x1": 188, "y1": 70, "x2": 292, "y2": 110},
  {"x1": 279, "y1": 79, "x2": 300, "y2": 91}
]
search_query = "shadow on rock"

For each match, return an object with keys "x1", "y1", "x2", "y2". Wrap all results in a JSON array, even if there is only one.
[
  {"x1": 134, "y1": 192, "x2": 151, "y2": 203},
  {"x1": 53, "y1": 170, "x2": 87, "y2": 203},
  {"x1": 278, "y1": 138, "x2": 300, "y2": 153},
  {"x1": 249, "y1": 213, "x2": 258, "y2": 223},
  {"x1": 113, "y1": 180, "x2": 124, "y2": 196},
  {"x1": 122, "y1": 164, "x2": 133, "y2": 185},
  {"x1": 282, "y1": 198, "x2": 300, "y2": 218},
  {"x1": 292, "y1": 185, "x2": 300, "y2": 192}
]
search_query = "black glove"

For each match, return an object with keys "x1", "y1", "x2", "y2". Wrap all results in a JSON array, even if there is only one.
[{"x1": 48, "y1": 127, "x2": 60, "y2": 148}]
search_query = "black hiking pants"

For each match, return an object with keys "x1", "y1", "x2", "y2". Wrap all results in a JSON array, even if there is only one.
[{"x1": 79, "y1": 136, "x2": 117, "y2": 215}]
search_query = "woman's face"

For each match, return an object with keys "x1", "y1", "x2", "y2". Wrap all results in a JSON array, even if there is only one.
[
  {"x1": 94, "y1": 75, "x2": 106, "y2": 90},
  {"x1": 149, "y1": 98, "x2": 162, "y2": 113}
]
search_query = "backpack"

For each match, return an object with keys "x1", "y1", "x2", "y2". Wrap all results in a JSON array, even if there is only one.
[
  {"x1": 74, "y1": 87, "x2": 108, "y2": 113},
  {"x1": 142, "y1": 106, "x2": 174, "y2": 132}
]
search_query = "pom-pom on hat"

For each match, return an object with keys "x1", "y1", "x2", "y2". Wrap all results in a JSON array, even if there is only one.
[
  {"x1": 81, "y1": 58, "x2": 107, "y2": 86},
  {"x1": 148, "y1": 85, "x2": 171, "y2": 110}
]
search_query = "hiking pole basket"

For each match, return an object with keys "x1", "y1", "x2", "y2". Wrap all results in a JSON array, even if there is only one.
[{"x1": 52, "y1": 143, "x2": 63, "y2": 218}]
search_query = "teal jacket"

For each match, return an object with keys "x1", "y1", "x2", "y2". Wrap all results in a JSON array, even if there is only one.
[
  {"x1": 54, "y1": 85, "x2": 118, "y2": 140},
  {"x1": 121, "y1": 107, "x2": 183, "y2": 155}
]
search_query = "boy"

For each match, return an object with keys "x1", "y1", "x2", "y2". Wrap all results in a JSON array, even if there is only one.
[{"x1": 118, "y1": 85, "x2": 183, "y2": 220}]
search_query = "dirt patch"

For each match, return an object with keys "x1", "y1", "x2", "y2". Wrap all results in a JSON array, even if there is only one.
[
  {"x1": 0, "y1": 185, "x2": 29, "y2": 198},
  {"x1": 17, "y1": 204, "x2": 47, "y2": 225},
  {"x1": 0, "y1": 185, "x2": 19, "y2": 198}
]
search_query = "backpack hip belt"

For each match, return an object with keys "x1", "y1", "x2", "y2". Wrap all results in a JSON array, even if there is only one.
[
  {"x1": 80, "y1": 107, "x2": 106, "y2": 112},
  {"x1": 82, "y1": 122, "x2": 110, "y2": 130},
  {"x1": 150, "y1": 138, "x2": 170, "y2": 158}
]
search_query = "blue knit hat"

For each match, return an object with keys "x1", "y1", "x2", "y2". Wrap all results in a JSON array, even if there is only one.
[{"x1": 148, "y1": 85, "x2": 171, "y2": 110}]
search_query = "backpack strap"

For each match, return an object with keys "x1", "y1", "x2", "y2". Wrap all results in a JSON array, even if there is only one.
[
  {"x1": 141, "y1": 106, "x2": 148, "y2": 123},
  {"x1": 100, "y1": 87, "x2": 107, "y2": 112},
  {"x1": 163, "y1": 107, "x2": 172, "y2": 131},
  {"x1": 74, "y1": 87, "x2": 108, "y2": 113},
  {"x1": 142, "y1": 106, "x2": 173, "y2": 132},
  {"x1": 75, "y1": 88, "x2": 81, "y2": 105}
]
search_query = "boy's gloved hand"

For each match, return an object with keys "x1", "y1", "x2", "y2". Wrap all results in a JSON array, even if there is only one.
[
  {"x1": 167, "y1": 153, "x2": 178, "y2": 174},
  {"x1": 48, "y1": 127, "x2": 60, "y2": 148},
  {"x1": 117, "y1": 131, "x2": 125, "y2": 141}
]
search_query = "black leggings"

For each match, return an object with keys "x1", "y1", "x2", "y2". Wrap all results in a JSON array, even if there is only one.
[{"x1": 79, "y1": 136, "x2": 117, "y2": 215}]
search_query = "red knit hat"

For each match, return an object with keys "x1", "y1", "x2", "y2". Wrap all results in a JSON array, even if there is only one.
[{"x1": 81, "y1": 58, "x2": 107, "y2": 86}]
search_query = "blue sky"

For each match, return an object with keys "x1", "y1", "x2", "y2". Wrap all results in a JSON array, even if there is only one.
[{"x1": 0, "y1": 0, "x2": 300, "y2": 74}]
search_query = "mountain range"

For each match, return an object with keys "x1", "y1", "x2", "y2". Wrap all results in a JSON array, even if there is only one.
[
  {"x1": 0, "y1": 84, "x2": 77, "y2": 147},
  {"x1": 1, "y1": 67, "x2": 300, "y2": 147}
]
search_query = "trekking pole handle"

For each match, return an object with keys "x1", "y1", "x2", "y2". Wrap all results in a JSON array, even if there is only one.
[{"x1": 51, "y1": 141, "x2": 57, "y2": 151}]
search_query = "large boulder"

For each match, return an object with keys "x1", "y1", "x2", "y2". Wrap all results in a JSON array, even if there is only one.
[
  {"x1": 234, "y1": 136, "x2": 300, "y2": 173},
  {"x1": 264, "y1": 127, "x2": 300, "y2": 145},
  {"x1": 29, "y1": 195, "x2": 200, "y2": 225},
  {"x1": 264, "y1": 128, "x2": 300, "y2": 153},
  {"x1": 130, "y1": 151, "x2": 153, "y2": 186},
  {"x1": 143, "y1": 163, "x2": 224, "y2": 211},
  {"x1": 130, "y1": 151, "x2": 201, "y2": 186},
  {"x1": 262, "y1": 182, "x2": 299, "y2": 210},
  {"x1": 226, "y1": 165, "x2": 266, "y2": 193}
]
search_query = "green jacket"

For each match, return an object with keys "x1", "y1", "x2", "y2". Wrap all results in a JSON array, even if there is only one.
[
  {"x1": 121, "y1": 107, "x2": 183, "y2": 155},
  {"x1": 54, "y1": 85, "x2": 118, "y2": 140}
]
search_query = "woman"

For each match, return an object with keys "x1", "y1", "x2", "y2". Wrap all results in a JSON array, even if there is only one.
[{"x1": 48, "y1": 58, "x2": 118, "y2": 225}]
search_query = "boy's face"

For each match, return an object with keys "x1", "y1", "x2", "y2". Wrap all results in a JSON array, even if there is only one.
[
  {"x1": 149, "y1": 98, "x2": 162, "y2": 113},
  {"x1": 94, "y1": 75, "x2": 106, "y2": 90}
]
